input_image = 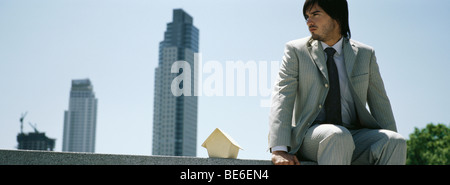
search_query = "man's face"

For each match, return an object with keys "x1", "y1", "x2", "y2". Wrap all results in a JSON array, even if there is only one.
[{"x1": 305, "y1": 4, "x2": 341, "y2": 43}]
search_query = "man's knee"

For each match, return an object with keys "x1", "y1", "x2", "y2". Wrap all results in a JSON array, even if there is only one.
[
  {"x1": 375, "y1": 130, "x2": 407, "y2": 164},
  {"x1": 314, "y1": 124, "x2": 354, "y2": 164},
  {"x1": 320, "y1": 124, "x2": 355, "y2": 150},
  {"x1": 391, "y1": 133, "x2": 407, "y2": 153},
  {"x1": 381, "y1": 130, "x2": 407, "y2": 149}
]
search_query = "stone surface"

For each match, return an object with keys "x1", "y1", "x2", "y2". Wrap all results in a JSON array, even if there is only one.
[{"x1": 0, "y1": 149, "x2": 316, "y2": 165}]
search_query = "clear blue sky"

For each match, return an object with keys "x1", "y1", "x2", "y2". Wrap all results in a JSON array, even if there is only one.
[{"x1": 1, "y1": 0, "x2": 449, "y2": 160}]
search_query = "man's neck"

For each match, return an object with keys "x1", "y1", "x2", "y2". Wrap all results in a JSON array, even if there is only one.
[{"x1": 322, "y1": 33, "x2": 343, "y2": 46}]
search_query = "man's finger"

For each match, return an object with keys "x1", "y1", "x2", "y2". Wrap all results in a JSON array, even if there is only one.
[
  {"x1": 288, "y1": 159, "x2": 294, "y2": 165},
  {"x1": 293, "y1": 156, "x2": 301, "y2": 165}
]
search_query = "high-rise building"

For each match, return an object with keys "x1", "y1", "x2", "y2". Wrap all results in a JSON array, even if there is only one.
[
  {"x1": 17, "y1": 112, "x2": 56, "y2": 151},
  {"x1": 17, "y1": 132, "x2": 55, "y2": 151},
  {"x1": 152, "y1": 9, "x2": 199, "y2": 156},
  {"x1": 62, "y1": 79, "x2": 98, "y2": 153}
]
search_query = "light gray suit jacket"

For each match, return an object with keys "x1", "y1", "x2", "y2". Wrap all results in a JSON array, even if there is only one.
[{"x1": 268, "y1": 36, "x2": 397, "y2": 154}]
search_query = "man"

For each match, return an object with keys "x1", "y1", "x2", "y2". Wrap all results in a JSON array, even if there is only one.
[{"x1": 268, "y1": 0, "x2": 407, "y2": 165}]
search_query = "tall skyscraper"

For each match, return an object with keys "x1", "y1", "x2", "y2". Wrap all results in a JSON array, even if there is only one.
[
  {"x1": 62, "y1": 79, "x2": 98, "y2": 153},
  {"x1": 152, "y1": 9, "x2": 199, "y2": 156}
]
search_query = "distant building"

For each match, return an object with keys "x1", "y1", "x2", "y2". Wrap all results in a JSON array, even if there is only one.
[
  {"x1": 17, "y1": 132, "x2": 55, "y2": 151},
  {"x1": 152, "y1": 9, "x2": 199, "y2": 156},
  {"x1": 62, "y1": 79, "x2": 98, "y2": 153}
]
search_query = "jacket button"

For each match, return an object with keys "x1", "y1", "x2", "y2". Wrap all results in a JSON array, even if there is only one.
[
  {"x1": 319, "y1": 105, "x2": 322, "y2": 109},
  {"x1": 325, "y1": 84, "x2": 329, "y2": 88}
]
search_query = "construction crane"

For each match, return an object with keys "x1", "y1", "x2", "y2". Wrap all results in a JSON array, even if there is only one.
[
  {"x1": 19, "y1": 112, "x2": 27, "y2": 133},
  {"x1": 28, "y1": 122, "x2": 39, "y2": 133}
]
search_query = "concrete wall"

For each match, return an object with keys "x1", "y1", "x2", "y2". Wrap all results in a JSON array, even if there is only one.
[
  {"x1": 0, "y1": 149, "x2": 272, "y2": 165},
  {"x1": 0, "y1": 149, "x2": 316, "y2": 165}
]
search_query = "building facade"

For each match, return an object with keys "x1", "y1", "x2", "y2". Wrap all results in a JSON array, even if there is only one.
[
  {"x1": 152, "y1": 9, "x2": 199, "y2": 156},
  {"x1": 17, "y1": 132, "x2": 55, "y2": 151},
  {"x1": 62, "y1": 79, "x2": 98, "y2": 153}
]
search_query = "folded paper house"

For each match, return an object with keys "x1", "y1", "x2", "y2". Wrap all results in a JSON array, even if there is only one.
[{"x1": 201, "y1": 128, "x2": 243, "y2": 159}]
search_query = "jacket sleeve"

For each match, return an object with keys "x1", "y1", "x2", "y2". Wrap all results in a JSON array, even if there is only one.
[
  {"x1": 367, "y1": 50, "x2": 397, "y2": 131},
  {"x1": 268, "y1": 43, "x2": 299, "y2": 152}
]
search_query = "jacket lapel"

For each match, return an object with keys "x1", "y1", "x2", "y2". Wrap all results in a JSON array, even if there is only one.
[
  {"x1": 343, "y1": 39, "x2": 358, "y2": 78},
  {"x1": 307, "y1": 38, "x2": 359, "y2": 81},
  {"x1": 307, "y1": 38, "x2": 328, "y2": 81}
]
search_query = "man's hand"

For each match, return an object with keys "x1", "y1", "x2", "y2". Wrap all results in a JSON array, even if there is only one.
[{"x1": 271, "y1": 151, "x2": 301, "y2": 165}]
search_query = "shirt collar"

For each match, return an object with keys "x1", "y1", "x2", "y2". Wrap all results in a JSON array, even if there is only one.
[{"x1": 321, "y1": 37, "x2": 343, "y2": 55}]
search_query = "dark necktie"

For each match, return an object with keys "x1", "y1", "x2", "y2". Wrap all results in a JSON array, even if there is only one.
[{"x1": 324, "y1": 47, "x2": 342, "y2": 125}]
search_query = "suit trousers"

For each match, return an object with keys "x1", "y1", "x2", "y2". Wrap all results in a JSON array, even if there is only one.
[{"x1": 297, "y1": 124, "x2": 407, "y2": 165}]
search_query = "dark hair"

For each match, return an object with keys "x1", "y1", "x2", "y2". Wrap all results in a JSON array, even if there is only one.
[{"x1": 303, "y1": 0, "x2": 351, "y2": 39}]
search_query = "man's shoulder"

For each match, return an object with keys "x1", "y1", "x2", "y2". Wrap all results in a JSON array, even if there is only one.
[
  {"x1": 285, "y1": 36, "x2": 312, "y2": 49},
  {"x1": 348, "y1": 39, "x2": 375, "y2": 53}
]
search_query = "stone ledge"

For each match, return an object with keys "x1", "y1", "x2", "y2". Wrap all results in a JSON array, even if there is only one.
[
  {"x1": 0, "y1": 149, "x2": 316, "y2": 165},
  {"x1": 0, "y1": 149, "x2": 267, "y2": 165}
]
